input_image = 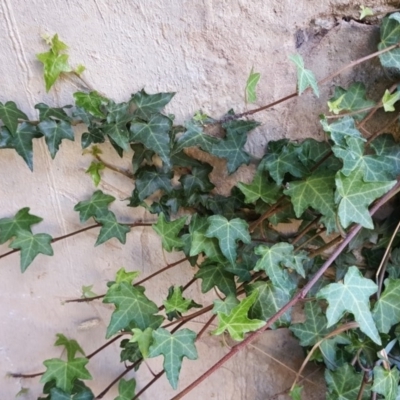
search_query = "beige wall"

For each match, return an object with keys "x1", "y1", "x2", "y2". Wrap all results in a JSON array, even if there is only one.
[{"x1": 0, "y1": 1, "x2": 392, "y2": 398}]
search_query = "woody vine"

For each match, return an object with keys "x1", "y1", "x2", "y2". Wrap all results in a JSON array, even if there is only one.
[{"x1": 3, "y1": 10, "x2": 400, "y2": 400}]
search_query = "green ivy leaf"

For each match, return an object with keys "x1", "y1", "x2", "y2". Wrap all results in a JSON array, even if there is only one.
[
  {"x1": 0, "y1": 123, "x2": 42, "y2": 170},
  {"x1": 10, "y1": 230, "x2": 53, "y2": 272},
  {"x1": 103, "y1": 282, "x2": 163, "y2": 338},
  {"x1": 289, "y1": 54, "x2": 319, "y2": 96},
  {"x1": 382, "y1": 88, "x2": 400, "y2": 112},
  {"x1": 205, "y1": 215, "x2": 251, "y2": 264},
  {"x1": 41, "y1": 358, "x2": 92, "y2": 393},
  {"x1": 195, "y1": 259, "x2": 236, "y2": 296},
  {"x1": 74, "y1": 190, "x2": 115, "y2": 223},
  {"x1": 284, "y1": 170, "x2": 336, "y2": 218},
  {"x1": 317, "y1": 266, "x2": 381, "y2": 344},
  {"x1": 148, "y1": 328, "x2": 198, "y2": 389},
  {"x1": 131, "y1": 143, "x2": 154, "y2": 173},
  {"x1": 369, "y1": 134, "x2": 400, "y2": 179},
  {"x1": 0, "y1": 207, "x2": 42, "y2": 244},
  {"x1": 102, "y1": 122, "x2": 130, "y2": 151},
  {"x1": 38, "y1": 120, "x2": 74, "y2": 158},
  {"x1": 130, "y1": 90, "x2": 175, "y2": 120},
  {"x1": 325, "y1": 364, "x2": 370, "y2": 400},
  {"x1": 119, "y1": 339, "x2": 142, "y2": 366},
  {"x1": 212, "y1": 291, "x2": 266, "y2": 341},
  {"x1": 378, "y1": 13, "x2": 400, "y2": 71},
  {"x1": 134, "y1": 166, "x2": 173, "y2": 201},
  {"x1": 73, "y1": 92, "x2": 108, "y2": 118},
  {"x1": 163, "y1": 286, "x2": 201, "y2": 321},
  {"x1": 372, "y1": 279, "x2": 400, "y2": 333},
  {"x1": 245, "y1": 68, "x2": 261, "y2": 103},
  {"x1": 129, "y1": 328, "x2": 153, "y2": 359},
  {"x1": 130, "y1": 114, "x2": 172, "y2": 168},
  {"x1": 289, "y1": 385, "x2": 303, "y2": 400},
  {"x1": 55, "y1": 334, "x2": 85, "y2": 362},
  {"x1": 321, "y1": 116, "x2": 364, "y2": 147},
  {"x1": 180, "y1": 163, "x2": 214, "y2": 196},
  {"x1": 237, "y1": 170, "x2": 282, "y2": 204},
  {"x1": 173, "y1": 122, "x2": 219, "y2": 154},
  {"x1": 372, "y1": 366, "x2": 400, "y2": 400},
  {"x1": 115, "y1": 378, "x2": 136, "y2": 400},
  {"x1": 94, "y1": 211, "x2": 131, "y2": 246},
  {"x1": 35, "y1": 103, "x2": 72, "y2": 122},
  {"x1": 85, "y1": 161, "x2": 105, "y2": 187},
  {"x1": 290, "y1": 302, "x2": 331, "y2": 346},
  {"x1": 335, "y1": 169, "x2": 396, "y2": 229},
  {"x1": 81, "y1": 285, "x2": 97, "y2": 299},
  {"x1": 246, "y1": 281, "x2": 291, "y2": 328},
  {"x1": 115, "y1": 268, "x2": 140, "y2": 285},
  {"x1": 212, "y1": 295, "x2": 239, "y2": 315},
  {"x1": 152, "y1": 213, "x2": 186, "y2": 252},
  {"x1": 0, "y1": 101, "x2": 28, "y2": 134},
  {"x1": 360, "y1": 6, "x2": 374, "y2": 20}
]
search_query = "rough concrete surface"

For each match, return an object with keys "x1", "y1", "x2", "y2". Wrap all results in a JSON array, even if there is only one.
[{"x1": 0, "y1": 0, "x2": 397, "y2": 399}]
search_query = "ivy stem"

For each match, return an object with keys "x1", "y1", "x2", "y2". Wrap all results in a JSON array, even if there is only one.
[
  {"x1": 291, "y1": 216, "x2": 321, "y2": 245},
  {"x1": 249, "y1": 196, "x2": 287, "y2": 233},
  {"x1": 170, "y1": 179, "x2": 400, "y2": 400},
  {"x1": 162, "y1": 304, "x2": 214, "y2": 329},
  {"x1": 324, "y1": 105, "x2": 378, "y2": 119},
  {"x1": 94, "y1": 154, "x2": 134, "y2": 179},
  {"x1": 65, "y1": 257, "x2": 189, "y2": 303}
]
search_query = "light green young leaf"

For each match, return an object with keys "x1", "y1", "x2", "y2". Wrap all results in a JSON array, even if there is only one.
[
  {"x1": 95, "y1": 211, "x2": 131, "y2": 246},
  {"x1": 289, "y1": 54, "x2": 319, "y2": 96},
  {"x1": 0, "y1": 101, "x2": 28, "y2": 134},
  {"x1": 372, "y1": 366, "x2": 400, "y2": 400},
  {"x1": 36, "y1": 52, "x2": 71, "y2": 92},
  {"x1": 205, "y1": 215, "x2": 251, "y2": 264},
  {"x1": 372, "y1": 279, "x2": 400, "y2": 333},
  {"x1": 85, "y1": 161, "x2": 105, "y2": 187},
  {"x1": 245, "y1": 67, "x2": 261, "y2": 103},
  {"x1": 289, "y1": 385, "x2": 303, "y2": 400},
  {"x1": 38, "y1": 120, "x2": 74, "y2": 158},
  {"x1": 148, "y1": 328, "x2": 198, "y2": 390},
  {"x1": 81, "y1": 285, "x2": 97, "y2": 299},
  {"x1": 115, "y1": 268, "x2": 140, "y2": 285},
  {"x1": 115, "y1": 378, "x2": 136, "y2": 400},
  {"x1": 54, "y1": 334, "x2": 85, "y2": 362},
  {"x1": 378, "y1": 13, "x2": 400, "y2": 70},
  {"x1": 0, "y1": 207, "x2": 42, "y2": 244},
  {"x1": 152, "y1": 213, "x2": 186, "y2": 252},
  {"x1": 328, "y1": 94, "x2": 345, "y2": 114},
  {"x1": 212, "y1": 291, "x2": 266, "y2": 341},
  {"x1": 382, "y1": 88, "x2": 400, "y2": 112},
  {"x1": 74, "y1": 190, "x2": 115, "y2": 223},
  {"x1": 75, "y1": 64, "x2": 86, "y2": 75},
  {"x1": 73, "y1": 92, "x2": 108, "y2": 118},
  {"x1": 129, "y1": 328, "x2": 153, "y2": 359},
  {"x1": 360, "y1": 6, "x2": 374, "y2": 20},
  {"x1": 103, "y1": 282, "x2": 163, "y2": 338},
  {"x1": 9, "y1": 230, "x2": 53, "y2": 272},
  {"x1": 317, "y1": 266, "x2": 381, "y2": 344},
  {"x1": 335, "y1": 169, "x2": 396, "y2": 229}
]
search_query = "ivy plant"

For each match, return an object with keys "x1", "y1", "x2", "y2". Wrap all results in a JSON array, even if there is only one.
[{"x1": 3, "y1": 10, "x2": 400, "y2": 400}]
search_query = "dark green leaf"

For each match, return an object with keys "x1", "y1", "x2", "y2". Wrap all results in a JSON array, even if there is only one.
[
  {"x1": 163, "y1": 286, "x2": 202, "y2": 320},
  {"x1": 38, "y1": 120, "x2": 74, "y2": 158},
  {"x1": 152, "y1": 213, "x2": 186, "y2": 252},
  {"x1": 102, "y1": 122, "x2": 130, "y2": 151},
  {"x1": 74, "y1": 190, "x2": 115, "y2": 223},
  {"x1": 119, "y1": 339, "x2": 142, "y2": 366},
  {"x1": 54, "y1": 334, "x2": 85, "y2": 362},
  {"x1": 179, "y1": 163, "x2": 214, "y2": 196},
  {"x1": 131, "y1": 143, "x2": 154, "y2": 173},
  {"x1": 174, "y1": 122, "x2": 219, "y2": 154},
  {"x1": 130, "y1": 90, "x2": 175, "y2": 120},
  {"x1": 94, "y1": 211, "x2": 130, "y2": 246},
  {"x1": 321, "y1": 116, "x2": 364, "y2": 147},
  {"x1": 134, "y1": 166, "x2": 173, "y2": 201},
  {"x1": 81, "y1": 127, "x2": 105, "y2": 149},
  {"x1": 35, "y1": 103, "x2": 72, "y2": 122},
  {"x1": 0, "y1": 101, "x2": 28, "y2": 134},
  {"x1": 148, "y1": 328, "x2": 197, "y2": 389}
]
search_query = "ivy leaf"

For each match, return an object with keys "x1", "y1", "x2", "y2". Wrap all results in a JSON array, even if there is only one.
[
  {"x1": 325, "y1": 364, "x2": 370, "y2": 400},
  {"x1": 245, "y1": 68, "x2": 261, "y2": 103},
  {"x1": 94, "y1": 211, "x2": 131, "y2": 246},
  {"x1": 163, "y1": 286, "x2": 202, "y2": 321},
  {"x1": 284, "y1": 170, "x2": 336, "y2": 218},
  {"x1": 0, "y1": 207, "x2": 42, "y2": 244},
  {"x1": 35, "y1": 103, "x2": 72, "y2": 122},
  {"x1": 246, "y1": 281, "x2": 291, "y2": 328},
  {"x1": 74, "y1": 190, "x2": 115, "y2": 223},
  {"x1": 73, "y1": 92, "x2": 108, "y2": 118},
  {"x1": 289, "y1": 385, "x2": 303, "y2": 400},
  {"x1": 212, "y1": 295, "x2": 239, "y2": 315},
  {"x1": 360, "y1": 6, "x2": 374, "y2": 20},
  {"x1": 317, "y1": 266, "x2": 381, "y2": 344},
  {"x1": 372, "y1": 366, "x2": 400, "y2": 400},
  {"x1": 102, "y1": 122, "x2": 130, "y2": 151},
  {"x1": 134, "y1": 166, "x2": 173, "y2": 201},
  {"x1": 205, "y1": 215, "x2": 251, "y2": 264},
  {"x1": 195, "y1": 259, "x2": 236, "y2": 296},
  {"x1": 131, "y1": 143, "x2": 154, "y2": 174},
  {"x1": 130, "y1": 114, "x2": 172, "y2": 168},
  {"x1": 149, "y1": 328, "x2": 198, "y2": 390},
  {"x1": 260, "y1": 142, "x2": 307, "y2": 185},
  {"x1": 382, "y1": 88, "x2": 400, "y2": 112},
  {"x1": 152, "y1": 213, "x2": 186, "y2": 252},
  {"x1": 115, "y1": 378, "x2": 136, "y2": 400},
  {"x1": 81, "y1": 285, "x2": 97, "y2": 299},
  {"x1": 174, "y1": 122, "x2": 219, "y2": 154},
  {"x1": 378, "y1": 13, "x2": 400, "y2": 71},
  {"x1": 372, "y1": 279, "x2": 400, "y2": 333},
  {"x1": 290, "y1": 302, "x2": 330, "y2": 346},
  {"x1": 0, "y1": 101, "x2": 28, "y2": 134},
  {"x1": 180, "y1": 162, "x2": 214, "y2": 196},
  {"x1": 289, "y1": 54, "x2": 319, "y2": 96},
  {"x1": 130, "y1": 90, "x2": 175, "y2": 120},
  {"x1": 9, "y1": 230, "x2": 53, "y2": 272},
  {"x1": 369, "y1": 134, "x2": 400, "y2": 179},
  {"x1": 85, "y1": 162, "x2": 105, "y2": 187},
  {"x1": 129, "y1": 328, "x2": 153, "y2": 359},
  {"x1": 115, "y1": 268, "x2": 140, "y2": 285},
  {"x1": 0, "y1": 123, "x2": 42, "y2": 170},
  {"x1": 297, "y1": 138, "x2": 341, "y2": 171},
  {"x1": 38, "y1": 120, "x2": 74, "y2": 158},
  {"x1": 119, "y1": 339, "x2": 142, "y2": 366},
  {"x1": 103, "y1": 282, "x2": 163, "y2": 338},
  {"x1": 321, "y1": 116, "x2": 364, "y2": 147},
  {"x1": 41, "y1": 358, "x2": 92, "y2": 393},
  {"x1": 55, "y1": 334, "x2": 85, "y2": 362},
  {"x1": 335, "y1": 169, "x2": 396, "y2": 229},
  {"x1": 212, "y1": 291, "x2": 266, "y2": 341}
]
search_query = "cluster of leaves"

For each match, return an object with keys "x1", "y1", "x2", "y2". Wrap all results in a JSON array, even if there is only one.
[{"x1": 2, "y1": 12, "x2": 400, "y2": 400}]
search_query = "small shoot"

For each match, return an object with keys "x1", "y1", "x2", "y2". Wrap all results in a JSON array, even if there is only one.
[{"x1": 245, "y1": 67, "x2": 261, "y2": 104}]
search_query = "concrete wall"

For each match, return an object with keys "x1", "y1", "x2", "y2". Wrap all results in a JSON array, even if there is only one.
[{"x1": 0, "y1": 1, "x2": 393, "y2": 398}]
